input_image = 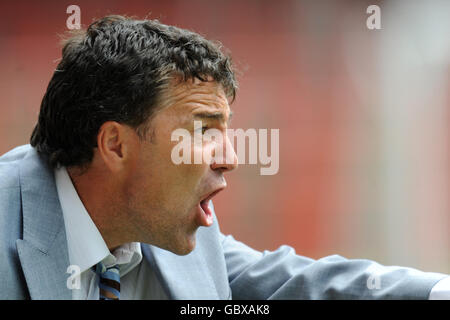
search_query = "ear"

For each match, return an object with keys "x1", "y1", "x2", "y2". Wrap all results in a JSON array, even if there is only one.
[{"x1": 96, "y1": 121, "x2": 136, "y2": 172}]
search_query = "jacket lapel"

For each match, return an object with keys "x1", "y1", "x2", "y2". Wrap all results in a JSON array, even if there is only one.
[{"x1": 16, "y1": 148, "x2": 72, "y2": 300}]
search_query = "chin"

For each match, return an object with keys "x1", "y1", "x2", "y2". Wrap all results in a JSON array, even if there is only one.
[
  {"x1": 162, "y1": 232, "x2": 197, "y2": 256},
  {"x1": 175, "y1": 237, "x2": 197, "y2": 256},
  {"x1": 174, "y1": 247, "x2": 195, "y2": 256}
]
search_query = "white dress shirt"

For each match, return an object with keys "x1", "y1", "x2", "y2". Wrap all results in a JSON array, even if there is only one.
[
  {"x1": 55, "y1": 166, "x2": 450, "y2": 300},
  {"x1": 54, "y1": 167, "x2": 168, "y2": 300}
]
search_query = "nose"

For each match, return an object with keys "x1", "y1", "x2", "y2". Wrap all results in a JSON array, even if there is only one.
[{"x1": 210, "y1": 133, "x2": 238, "y2": 173}]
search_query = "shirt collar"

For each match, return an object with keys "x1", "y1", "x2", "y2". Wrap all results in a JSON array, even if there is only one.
[{"x1": 54, "y1": 166, "x2": 142, "y2": 276}]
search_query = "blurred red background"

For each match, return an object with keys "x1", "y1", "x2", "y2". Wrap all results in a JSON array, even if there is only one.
[{"x1": 0, "y1": 0, "x2": 448, "y2": 273}]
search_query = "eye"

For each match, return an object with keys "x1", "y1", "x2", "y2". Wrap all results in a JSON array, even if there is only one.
[{"x1": 196, "y1": 126, "x2": 209, "y2": 134}]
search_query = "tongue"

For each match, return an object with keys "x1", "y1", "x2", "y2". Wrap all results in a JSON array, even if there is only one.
[
  {"x1": 201, "y1": 200, "x2": 212, "y2": 217},
  {"x1": 200, "y1": 200, "x2": 213, "y2": 226}
]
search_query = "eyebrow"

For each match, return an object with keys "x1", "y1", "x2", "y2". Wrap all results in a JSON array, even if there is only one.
[{"x1": 193, "y1": 110, "x2": 233, "y2": 125}]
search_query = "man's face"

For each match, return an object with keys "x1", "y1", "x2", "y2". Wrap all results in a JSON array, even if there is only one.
[{"x1": 122, "y1": 80, "x2": 237, "y2": 255}]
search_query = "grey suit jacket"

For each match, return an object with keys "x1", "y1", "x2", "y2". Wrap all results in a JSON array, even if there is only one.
[{"x1": 0, "y1": 145, "x2": 446, "y2": 299}]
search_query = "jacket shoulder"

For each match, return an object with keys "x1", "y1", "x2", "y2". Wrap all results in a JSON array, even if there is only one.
[
  {"x1": 0, "y1": 144, "x2": 32, "y2": 189},
  {"x1": 0, "y1": 144, "x2": 31, "y2": 299}
]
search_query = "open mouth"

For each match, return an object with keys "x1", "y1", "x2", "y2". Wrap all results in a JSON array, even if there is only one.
[{"x1": 197, "y1": 188, "x2": 224, "y2": 227}]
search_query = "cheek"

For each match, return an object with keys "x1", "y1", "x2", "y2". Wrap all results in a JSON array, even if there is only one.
[
  {"x1": 123, "y1": 163, "x2": 151, "y2": 206},
  {"x1": 130, "y1": 138, "x2": 210, "y2": 209},
  {"x1": 124, "y1": 145, "x2": 161, "y2": 203}
]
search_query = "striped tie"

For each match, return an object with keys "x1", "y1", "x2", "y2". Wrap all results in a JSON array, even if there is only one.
[{"x1": 96, "y1": 262, "x2": 120, "y2": 300}]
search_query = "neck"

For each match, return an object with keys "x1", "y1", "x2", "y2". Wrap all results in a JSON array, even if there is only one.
[{"x1": 67, "y1": 166, "x2": 131, "y2": 250}]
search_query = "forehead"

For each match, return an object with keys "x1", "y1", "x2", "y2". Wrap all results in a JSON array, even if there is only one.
[{"x1": 158, "y1": 79, "x2": 231, "y2": 119}]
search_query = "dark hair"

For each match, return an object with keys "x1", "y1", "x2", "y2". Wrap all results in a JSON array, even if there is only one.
[{"x1": 30, "y1": 15, "x2": 237, "y2": 168}]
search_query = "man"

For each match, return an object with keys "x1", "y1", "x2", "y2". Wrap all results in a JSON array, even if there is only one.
[{"x1": 0, "y1": 15, "x2": 448, "y2": 300}]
